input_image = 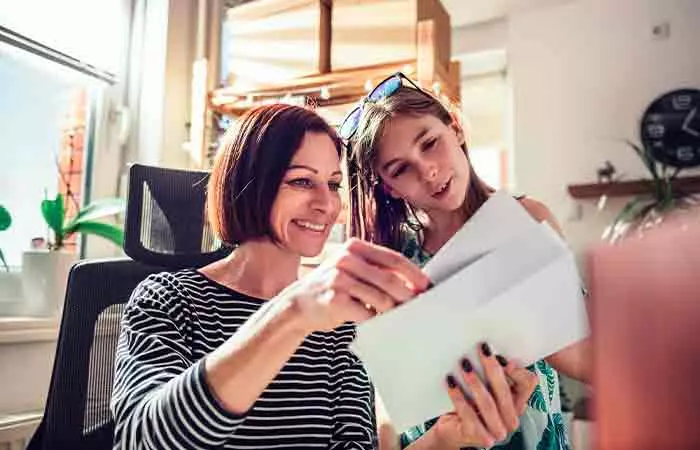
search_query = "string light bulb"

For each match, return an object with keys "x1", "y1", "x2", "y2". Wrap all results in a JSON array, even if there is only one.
[
  {"x1": 364, "y1": 79, "x2": 373, "y2": 92},
  {"x1": 320, "y1": 86, "x2": 330, "y2": 100}
]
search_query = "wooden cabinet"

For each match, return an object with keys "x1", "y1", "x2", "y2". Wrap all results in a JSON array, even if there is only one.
[
  {"x1": 203, "y1": 0, "x2": 460, "y2": 166},
  {"x1": 222, "y1": 0, "x2": 331, "y2": 92},
  {"x1": 331, "y1": 0, "x2": 450, "y2": 72}
]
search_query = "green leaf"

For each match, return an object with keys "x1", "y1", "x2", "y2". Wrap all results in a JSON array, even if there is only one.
[
  {"x1": 536, "y1": 416, "x2": 557, "y2": 450},
  {"x1": 41, "y1": 194, "x2": 65, "y2": 245},
  {"x1": 625, "y1": 140, "x2": 657, "y2": 178},
  {"x1": 537, "y1": 360, "x2": 558, "y2": 402},
  {"x1": 65, "y1": 198, "x2": 125, "y2": 231},
  {"x1": 0, "y1": 248, "x2": 8, "y2": 271},
  {"x1": 609, "y1": 197, "x2": 647, "y2": 233},
  {"x1": 69, "y1": 220, "x2": 124, "y2": 247},
  {"x1": 552, "y1": 413, "x2": 570, "y2": 450},
  {"x1": 536, "y1": 414, "x2": 570, "y2": 450},
  {"x1": 0, "y1": 205, "x2": 11, "y2": 231},
  {"x1": 529, "y1": 384, "x2": 548, "y2": 413},
  {"x1": 625, "y1": 140, "x2": 664, "y2": 198}
]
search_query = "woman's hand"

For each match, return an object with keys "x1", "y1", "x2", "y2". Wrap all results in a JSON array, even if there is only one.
[
  {"x1": 285, "y1": 238, "x2": 431, "y2": 333},
  {"x1": 430, "y1": 343, "x2": 539, "y2": 449}
]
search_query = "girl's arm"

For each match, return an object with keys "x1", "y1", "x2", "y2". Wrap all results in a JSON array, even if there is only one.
[{"x1": 520, "y1": 198, "x2": 592, "y2": 383}]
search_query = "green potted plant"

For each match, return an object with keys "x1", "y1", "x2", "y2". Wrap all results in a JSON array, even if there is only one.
[
  {"x1": 40, "y1": 193, "x2": 125, "y2": 250},
  {"x1": 604, "y1": 140, "x2": 699, "y2": 243},
  {"x1": 22, "y1": 193, "x2": 125, "y2": 316},
  {"x1": 0, "y1": 204, "x2": 11, "y2": 271}
]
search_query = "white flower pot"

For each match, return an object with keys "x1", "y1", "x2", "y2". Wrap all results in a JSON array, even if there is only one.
[
  {"x1": 21, "y1": 250, "x2": 78, "y2": 317},
  {"x1": 0, "y1": 271, "x2": 24, "y2": 316}
]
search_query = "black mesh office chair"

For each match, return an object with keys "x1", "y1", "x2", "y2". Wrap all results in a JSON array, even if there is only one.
[{"x1": 28, "y1": 163, "x2": 231, "y2": 450}]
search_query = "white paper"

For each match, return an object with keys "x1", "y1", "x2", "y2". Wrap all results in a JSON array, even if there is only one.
[
  {"x1": 423, "y1": 191, "x2": 540, "y2": 284},
  {"x1": 350, "y1": 193, "x2": 589, "y2": 432}
]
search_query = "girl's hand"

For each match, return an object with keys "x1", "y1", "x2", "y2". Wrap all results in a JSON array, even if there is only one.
[
  {"x1": 285, "y1": 238, "x2": 431, "y2": 333},
  {"x1": 431, "y1": 343, "x2": 539, "y2": 449}
]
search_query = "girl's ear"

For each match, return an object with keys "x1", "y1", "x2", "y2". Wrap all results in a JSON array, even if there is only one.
[{"x1": 449, "y1": 120, "x2": 467, "y2": 147}]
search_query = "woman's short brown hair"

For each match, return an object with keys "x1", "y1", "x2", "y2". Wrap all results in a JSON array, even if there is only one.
[{"x1": 207, "y1": 104, "x2": 342, "y2": 246}]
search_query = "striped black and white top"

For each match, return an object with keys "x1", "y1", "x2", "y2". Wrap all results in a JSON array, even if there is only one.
[{"x1": 111, "y1": 269, "x2": 377, "y2": 450}]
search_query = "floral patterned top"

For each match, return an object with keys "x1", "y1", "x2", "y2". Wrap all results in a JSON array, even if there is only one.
[{"x1": 398, "y1": 231, "x2": 571, "y2": 450}]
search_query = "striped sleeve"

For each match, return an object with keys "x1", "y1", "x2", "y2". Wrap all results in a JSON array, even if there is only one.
[
  {"x1": 329, "y1": 346, "x2": 378, "y2": 450},
  {"x1": 111, "y1": 276, "x2": 243, "y2": 450}
]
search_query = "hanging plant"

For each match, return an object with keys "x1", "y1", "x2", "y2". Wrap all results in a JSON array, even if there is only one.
[{"x1": 603, "y1": 140, "x2": 698, "y2": 243}]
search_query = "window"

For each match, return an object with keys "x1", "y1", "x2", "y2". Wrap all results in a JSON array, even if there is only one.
[
  {"x1": 459, "y1": 50, "x2": 511, "y2": 190},
  {"x1": 0, "y1": 42, "x2": 107, "y2": 268},
  {"x1": 0, "y1": 2, "x2": 130, "y2": 318}
]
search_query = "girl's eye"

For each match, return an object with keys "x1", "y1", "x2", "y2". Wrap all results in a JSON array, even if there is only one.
[
  {"x1": 329, "y1": 181, "x2": 343, "y2": 192},
  {"x1": 287, "y1": 178, "x2": 313, "y2": 188},
  {"x1": 421, "y1": 137, "x2": 437, "y2": 151},
  {"x1": 391, "y1": 164, "x2": 408, "y2": 178}
]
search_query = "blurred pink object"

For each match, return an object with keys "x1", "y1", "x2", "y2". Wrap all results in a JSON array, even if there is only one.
[
  {"x1": 30, "y1": 237, "x2": 46, "y2": 249},
  {"x1": 589, "y1": 219, "x2": 700, "y2": 450}
]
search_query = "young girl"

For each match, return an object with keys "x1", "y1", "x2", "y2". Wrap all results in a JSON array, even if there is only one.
[
  {"x1": 111, "y1": 104, "x2": 431, "y2": 449},
  {"x1": 343, "y1": 73, "x2": 590, "y2": 450}
]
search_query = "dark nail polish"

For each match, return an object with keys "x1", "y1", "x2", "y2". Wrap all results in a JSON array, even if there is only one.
[
  {"x1": 446, "y1": 375, "x2": 457, "y2": 388},
  {"x1": 481, "y1": 342, "x2": 492, "y2": 357},
  {"x1": 496, "y1": 354, "x2": 508, "y2": 367},
  {"x1": 461, "y1": 358, "x2": 473, "y2": 373}
]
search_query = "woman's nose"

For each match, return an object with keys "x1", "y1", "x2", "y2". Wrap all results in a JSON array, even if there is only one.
[{"x1": 310, "y1": 185, "x2": 335, "y2": 212}]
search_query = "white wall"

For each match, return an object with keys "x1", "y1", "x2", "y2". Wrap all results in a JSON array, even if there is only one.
[
  {"x1": 160, "y1": 0, "x2": 198, "y2": 169},
  {"x1": 508, "y1": 0, "x2": 700, "y2": 258},
  {"x1": 452, "y1": 18, "x2": 507, "y2": 57},
  {"x1": 121, "y1": 0, "x2": 199, "y2": 172}
]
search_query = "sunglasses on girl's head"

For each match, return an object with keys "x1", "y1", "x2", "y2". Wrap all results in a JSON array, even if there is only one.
[{"x1": 338, "y1": 72, "x2": 424, "y2": 140}]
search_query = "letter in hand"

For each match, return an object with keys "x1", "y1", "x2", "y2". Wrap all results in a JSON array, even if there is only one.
[
  {"x1": 431, "y1": 344, "x2": 538, "y2": 449},
  {"x1": 288, "y1": 239, "x2": 430, "y2": 333}
]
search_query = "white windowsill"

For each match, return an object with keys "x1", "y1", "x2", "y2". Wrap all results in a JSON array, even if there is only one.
[
  {"x1": 0, "y1": 317, "x2": 59, "y2": 344},
  {"x1": 0, "y1": 411, "x2": 42, "y2": 429}
]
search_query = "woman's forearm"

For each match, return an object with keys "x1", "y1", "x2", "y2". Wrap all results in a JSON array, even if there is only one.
[{"x1": 204, "y1": 297, "x2": 309, "y2": 414}]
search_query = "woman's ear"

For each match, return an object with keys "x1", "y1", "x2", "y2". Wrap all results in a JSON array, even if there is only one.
[{"x1": 380, "y1": 181, "x2": 401, "y2": 199}]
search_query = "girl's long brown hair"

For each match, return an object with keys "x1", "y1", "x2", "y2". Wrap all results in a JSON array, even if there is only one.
[{"x1": 347, "y1": 86, "x2": 494, "y2": 251}]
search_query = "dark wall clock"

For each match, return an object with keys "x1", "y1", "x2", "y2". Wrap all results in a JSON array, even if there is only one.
[{"x1": 640, "y1": 88, "x2": 700, "y2": 168}]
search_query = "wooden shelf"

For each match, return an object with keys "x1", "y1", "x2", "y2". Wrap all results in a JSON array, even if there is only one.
[
  {"x1": 197, "y1": 4, "x2": 460, "y2": 166},
  {"x1": 208, "y1": 58, "x2": 460, "y2": 116},
  {"x1": 568, "y1": 176, "x2": 700, "y2": 199}
]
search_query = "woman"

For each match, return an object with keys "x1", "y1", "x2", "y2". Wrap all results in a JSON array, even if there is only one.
[
  {"x1": 111, "y1": 104, "x2": 431, "y2": 449},
  {"x1": 343, "y1": 73, "x2": 590, "y2": 450}
]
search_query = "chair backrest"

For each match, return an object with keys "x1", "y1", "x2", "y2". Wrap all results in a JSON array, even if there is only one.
[
  {"x1": 29, "y1": 163, "x2": 231, "y2": 450},
  {"x1": 124, "y1": 163, "x2": 231, "y2": 268}
]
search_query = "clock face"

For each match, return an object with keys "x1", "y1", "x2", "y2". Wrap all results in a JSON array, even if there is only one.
[{"x1": 640, "y1": 88, "x2": 700, "y2": 168}]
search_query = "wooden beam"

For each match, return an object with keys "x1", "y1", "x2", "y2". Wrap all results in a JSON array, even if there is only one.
[
  {"x1": 416, "y1": 19, "x2": 436, "y2": 90},
  {"x1": 209, "y1": 60, "x2": 418, "y2": 114}
]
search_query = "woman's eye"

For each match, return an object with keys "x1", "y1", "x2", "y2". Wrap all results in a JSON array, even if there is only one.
[
  {"x1": 329, "y1": 181, "x2": 343, "y2": 192},
  {"x1": 288, "y1": 178, "x2": 313, "y2": 188}
]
